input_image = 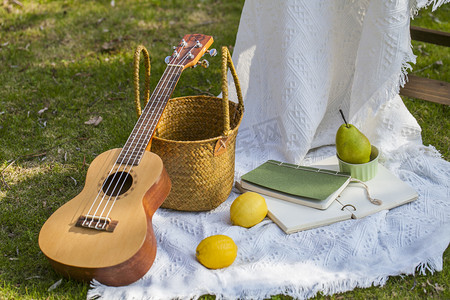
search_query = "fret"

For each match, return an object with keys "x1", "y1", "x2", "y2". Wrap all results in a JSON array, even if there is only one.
[
  {"x1": 122, "y1": 141, "x2": 145, "y2": 150},
  {"x1": 127, "y1": 126, "x2": 155, "y2": 139},
  {"x1": 117, "y1": 153, "x2": 143, "y2": 166},
  {"x1": 117, "y1": 148, "x2": 145, "y2": 164},
  {"x1": 122, "y1": 135, "x2": 153, "y2": 149},
  {"x1": 118, "y1": 66, "x2": 183, "y2": 166},
  {"x1": 118, "y1": 150, "x2": 143, "y2": 158}
]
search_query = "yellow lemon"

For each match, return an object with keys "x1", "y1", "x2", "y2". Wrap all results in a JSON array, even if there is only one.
[
  {"x1": 196, "y1": 235, "x2": 237, "y2": 269},
  {"x1": 230, "y1": 192, "x2": 268, "y2": 228}
]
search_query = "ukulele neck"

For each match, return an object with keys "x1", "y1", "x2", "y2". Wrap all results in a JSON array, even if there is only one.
[{"x1": 117, "y1": 65, "x2": 183, "y2": 166}]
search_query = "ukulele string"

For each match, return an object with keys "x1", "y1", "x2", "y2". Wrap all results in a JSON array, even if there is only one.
[
  {"x1": 84, "y1": 62, "x2": 183, "y2": 228},
  {"x1": 83, "y1": 45, "x2": 193, "y2": 228},
  {"x1": 85, "y1": 55, "x2": 186, "y2": 227},
  {"x1": 99, "y1": 64, "x2": 184, "y2": 226},
  {"x1": 100, "y1": 52, "x2": 191, "y2": 225}
]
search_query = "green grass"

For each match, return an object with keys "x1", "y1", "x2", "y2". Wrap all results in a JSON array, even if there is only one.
[{"x1": 0, "y1": 1, "x2": 448, "y2": 299}]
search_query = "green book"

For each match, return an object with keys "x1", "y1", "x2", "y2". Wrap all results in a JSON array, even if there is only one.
[{"x1": 240, "y1": 160, "x2": 351, "y2": 210}]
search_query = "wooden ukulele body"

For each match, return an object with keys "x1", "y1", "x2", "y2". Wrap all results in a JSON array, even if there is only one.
[{"x1": 38, "y1": 148, "x2": 171, "y2": 286}]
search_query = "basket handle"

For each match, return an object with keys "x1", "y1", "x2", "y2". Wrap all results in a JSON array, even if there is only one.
[
  {"x1": 221, "y1": 46, "x2": 244, "y2": 137},
  {"x1": 133, "y1": 45, "x2": 151, "y2": 117},
  {"x1": 133, "y1": 45, "x2": 244, "y2": 137}
]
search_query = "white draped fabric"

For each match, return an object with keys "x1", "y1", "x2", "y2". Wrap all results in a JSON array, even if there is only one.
[{"x1": 89, "y1": 0, "x2": 449, "y2": 299}]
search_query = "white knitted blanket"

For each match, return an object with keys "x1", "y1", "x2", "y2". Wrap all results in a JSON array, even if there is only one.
[{"x1": 89, "y1": 0, "x2": 449, "y2": 299}]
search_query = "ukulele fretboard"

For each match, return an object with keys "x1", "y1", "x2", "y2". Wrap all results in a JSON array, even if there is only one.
[{"x1": 117, "y1": 65, "x2": 183, "y2": 166}]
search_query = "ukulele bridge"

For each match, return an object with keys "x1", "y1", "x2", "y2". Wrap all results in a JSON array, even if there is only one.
[{"x1": 75, "y1": 215, "x2": 118, "y2": 232}]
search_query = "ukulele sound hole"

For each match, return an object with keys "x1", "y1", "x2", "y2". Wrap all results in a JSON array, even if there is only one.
[{"x1": 102, "y1": 172, "x2": 133, "y2": 197}]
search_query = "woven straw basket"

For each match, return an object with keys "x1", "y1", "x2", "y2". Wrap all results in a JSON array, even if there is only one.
[{"x1": 133, "y1": 46, "x2": 243, "y2": 211}]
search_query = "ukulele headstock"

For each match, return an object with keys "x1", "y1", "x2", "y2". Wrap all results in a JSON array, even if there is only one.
[{"x1": 165, "y1": 34, "x2": 214, "y2": 70}]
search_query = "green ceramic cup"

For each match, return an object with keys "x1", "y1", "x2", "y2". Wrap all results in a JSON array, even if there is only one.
[{"x1": 337, "y1": 145, "x2": 379, "y2": 181}]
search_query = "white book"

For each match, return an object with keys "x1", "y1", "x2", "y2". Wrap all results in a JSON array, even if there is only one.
[
  {"x1": 236, "y1": 156, "x2": 418, "y2": 234},
  {"x1": 265, "y1": 195, "x2": 352, "y2": 234}
]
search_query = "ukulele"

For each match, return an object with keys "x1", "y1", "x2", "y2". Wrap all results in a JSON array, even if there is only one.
[{"x1": 38, "y1": 34, "x2": 214, "y2": 286}]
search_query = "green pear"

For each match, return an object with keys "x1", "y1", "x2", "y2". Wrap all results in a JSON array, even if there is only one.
[{"x1": 336, "y1": 110, "x2": 371, "y2": 164}]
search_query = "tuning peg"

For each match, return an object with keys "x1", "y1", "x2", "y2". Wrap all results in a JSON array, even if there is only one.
[
  {"x1": 208, "y1": 48, "x2": 217, "y2": 57},
  {"x1": 195, "y1": 40, "x2": 203, "y2": 48},
  {"x1": 197, "y1": 59, "x2": 209, "y2": 68},
  {"x1": 164, "y1": 56, "x2": 172, "y2": 64}
]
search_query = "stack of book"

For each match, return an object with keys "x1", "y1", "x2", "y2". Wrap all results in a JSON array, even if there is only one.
[{"x1": 237, "y1": 156, "x2": 418, "y2": 234}]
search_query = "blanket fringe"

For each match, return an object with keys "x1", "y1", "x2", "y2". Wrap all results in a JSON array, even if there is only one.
[
  {"x1": 417, "y1": 257, "x2": 441, "y2": 275},
  {"x1": 87, "y1": 267, "x2": 442, "y2": 300},
  {"x1": 410, "y1": 0, "x2": 450, "y2": 18}
]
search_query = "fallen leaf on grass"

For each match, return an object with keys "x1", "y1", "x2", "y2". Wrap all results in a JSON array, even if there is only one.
[
  {"x1": 70, "y1": 176, "x2": 77, "y2": 185},
  {"x1": 18, "y1": 43, "x2": 30, "y2": 51},
  {"x1": 48, "y1": 279, "x2": 62, "y2": 291},
  {"x1": 38, "y1": 107, "x2": 48, "y2": 115},
  {"x1": 84, "y1": 116, "x2": 103, "y2": 126},
  {"x1": 74, "y1": 72, "x2": 92, "y2": 77},
  {"x1": 102, "y1": 40, "x2": 116, "y2": 52},
  {"x1": 426, "y1": 279, "x2": 444, "y2": 292},
  {"x1": 434, "y1": 285, "x2": 444, "y2": 292},
  {"x1": 12, "y1": 0, "x2": 23, "y2": 7},
  {"x1": 101, "y1": 37, "x2": 123, "y2": 53}
]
